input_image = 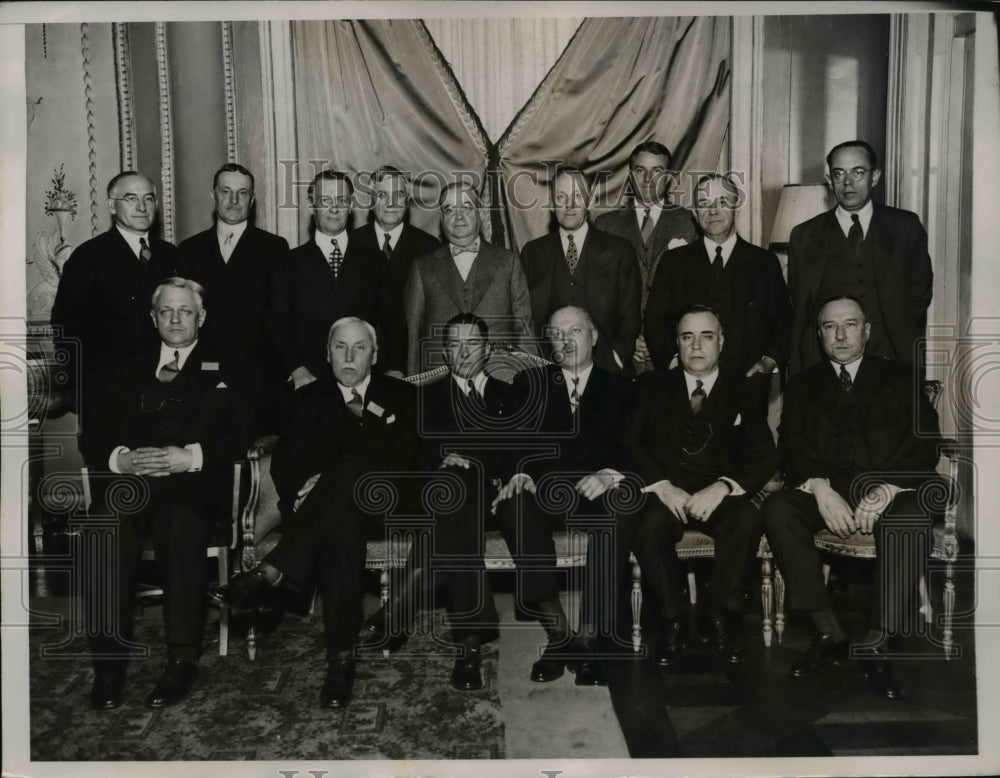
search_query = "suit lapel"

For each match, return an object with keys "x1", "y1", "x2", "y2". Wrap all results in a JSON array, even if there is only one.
[
  {"x1": 867, "y1": 205, "x2": 894, "y2": 284},
  {"x1": 804, "y1": 210, "x2": 840, "y2": 300},
  {"x1": 428, "y1": 246, "x2": 466, "y2": 310}
]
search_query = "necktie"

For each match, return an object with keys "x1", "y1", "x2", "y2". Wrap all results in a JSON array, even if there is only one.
[
  {"x1": 346, "y1": 388, "x2": 364, "y2": 418},
  {"x1": 467, "y1": 378, "x2": 483, "y2": 406},
  {"x1": 329, "y1": 241, "x2": 343, "y2": 278},
  {"x1": 848, "y1": 213, "x2": 863, "y2": 251},
  {"x1": 569, "y1": 376, "x2": 581, "y2": 413},
  {"x1": 157, "y1": 350, "x2": 180, "y2": 384},
  {"x1": 640, "y1": 207, "x2": 654, "y2": 247},
  {"x1": 839, "y1": 364, "x2": 853, "y2": 392},
  {"x1": 690, "y1": 379, "x2": 706, "y2": 414},
  {"x1": 138, "y1": 237, "x2": 151, "y2": 271},
  {"x1": 221, "y1": 230, "x2": 235, "y2": 262},
  {"x1": 382, "y1": 232, "x2": 393, "y2": 261},
  {"x1": 712, "y1": 245, "x2": 724, "y2": 283},
  {"x1": 565, "y1": 233, "x2": 579, "y2": 274}
]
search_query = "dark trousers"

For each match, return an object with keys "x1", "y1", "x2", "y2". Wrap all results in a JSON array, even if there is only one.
[
  {"x1": 492, "y1": 490, "x2": 566, "y2": 605},
  {"x1": 762, "y1": 488, "x2": 932, "y2": 633},
  {"x1": 84, "y1": 476, "x2": 216, "y2": 670}
]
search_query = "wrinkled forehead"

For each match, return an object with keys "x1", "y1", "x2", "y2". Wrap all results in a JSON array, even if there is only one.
[
  {"x1": 155, "y1": 286, "x2": 199, "y2": 309},
  {"x1": 677, "y1": 311, "x2": 720, "y2": 335},
  {"x1": 819, "y1": 299, "x2": 866, "y2": 324},
  {"x1": 216, "y1": 171, "x2": 253, "y2": 191},
  {"x1": 330, "y1": 322, "x2": 372, "y2": 346},
  {"x1": 112, "y1": 174, "x2": 154, "y2": 197}
]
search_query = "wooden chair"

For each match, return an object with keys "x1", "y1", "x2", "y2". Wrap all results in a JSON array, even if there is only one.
[
  {"x1": 81, "y1": 463, "x2": 242, "y2": 656},
  {"x1": 767, "y1": 380, "x2": 964, "y2": 656}
]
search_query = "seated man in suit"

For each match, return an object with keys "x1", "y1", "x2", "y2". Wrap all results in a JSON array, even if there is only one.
[
  {"x1": 492, "y1": 304, "x2": 634, "y2": 685},
  {"x1": 619, "y1": 304, "x2": 776, "y2": 667},
  {"x1": 350, "y1": 164, "x2": 441, "y2": 295},
  {"x1": 177, "y1": 163, "x2": 290, "y2": 433},
  {"x1": 360, "y1": 313, "x2": 515, "y2": 690},
  {"x1": 520, "y1": 166, "x2": 641, "y2": 375},
  {"x1": 213, "y1": 317, "x2": 418, "y2": 707},
  {"x1": 403, "y1": 181, "x2": 534, "y2": 375},
  {"x1": 644, "y1": 173, "x2": 792, "y2": 411},
  {"x1": 271, "y1": 170, "x2": 406, "y2": 387},
  {"x1": 79, "y1": 277, "x2": 253, "y2": 710},
  {"x1": 762, "y1": 295, "x2": 940, "y2": 700}
]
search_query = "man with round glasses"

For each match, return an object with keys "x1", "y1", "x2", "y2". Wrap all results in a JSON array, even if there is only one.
[{"x1": 786, "y1": 140, "x2": 933, "y2": 375}]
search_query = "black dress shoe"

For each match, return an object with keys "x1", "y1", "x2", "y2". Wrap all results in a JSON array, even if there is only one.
[
  {"x1": 320, "y1": 656, "x2": 357, "y2": 708},
  {"x1": 89, "y1": 667, "x2": 125, "y2": 710},
  {"x1": 210, "y1": 569, "x2": 278, "y2": 613},
  {"x1": 655, "y1": 618, "x2": 688, "y2": 668},
  {"x1": 699, "y1": 608, "x2": 743, "y2": 664},
  {"x1": 571, "y1": 638, "x2": 607, "y2": 686},
  {"x1": 144, "y1": 659, "x2": 199, "y2": 708},
  {"x1": 530, "y1": 635, "x2": 568, "y2": 683},
  {"x1": 450, "y1": 646, "x2": 483, "y2": 691},
  {"x1": 861, "y1": 645, "x2": 904, "y2": 700},
  {"x1": 790, "y1": 633, "x2": 849, "y2": 678}
]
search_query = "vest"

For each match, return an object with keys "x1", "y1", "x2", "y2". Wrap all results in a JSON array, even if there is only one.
[
  {"x1": 830, "y1": 385, "x2": 873, "y2": 501},
  {"x1": 676, "y1": 405, "x2": 724, "y2": 493},
  {"x1": 131, "y1": 368, "x2": 199, "y2": 449},
  {"x1": 548, "y1": 244, "x2": 588, "y2": 316}
]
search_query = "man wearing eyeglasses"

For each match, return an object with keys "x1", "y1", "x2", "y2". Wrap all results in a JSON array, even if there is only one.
[
  {"x1": 403, "y1": 180, "x2": 534, "y2": 375},
  {"x1": 620, "y1": 304, "x2": 776, "y2": 668},
  {"x1": 271, "y1": 170, "x2": 407, "y2": 389},
  {"x1": 52, "y1": 171, "x2": 177, "y2": 424},
  {"x1": 787, "y1": 140, "x2": 933, "y2": 375},
  {"x1": 176, "y1": 163, "x2": 289, "y2": 434},
  {"x1": 78, "y1": 277, "x2": 254, "y2": 711}
]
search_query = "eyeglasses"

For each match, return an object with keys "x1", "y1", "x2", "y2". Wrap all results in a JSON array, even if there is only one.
[
  {"x1": 315, "y1": 196, "x2": 352, "y2": 209},
  {"x1": 829, "y1": 168, "x2": 871, "y2": 183},
  {"x1": 111, "y1": 194, "x2": 157, "y2": 207}
]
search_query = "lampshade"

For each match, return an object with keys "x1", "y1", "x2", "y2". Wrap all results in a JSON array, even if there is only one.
[{"x1": 769, "y1": 184, "x2": 832, "y2": 249}]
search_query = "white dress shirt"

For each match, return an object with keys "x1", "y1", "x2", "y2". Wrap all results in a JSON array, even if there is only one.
[
  {"x1": 559, "y1": 223, "x2": 589, "y2": 257},
  {"x1": 315, "y1": 229, "x2": 349, "y2": 260},
  {"x1": 116, "y1": 224, "x2": 150, "y2": 260},
  {"x1": 217, "y1": 220, "x2": 248, "y2": 262},
  {"x1": 834, "y1": 199, "x2": 874, "y2": 239},
  {"x1": 702, "y1": 232, "x2": 738, "y2": 267},
  {"x1": 375, "y1": 223, "x2": 405, "y2": 254}
]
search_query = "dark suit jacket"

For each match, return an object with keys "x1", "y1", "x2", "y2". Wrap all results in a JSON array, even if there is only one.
[
  {"x1": 644, "y1": 236, "x2": 792, "y2": 373},
  {"x1": 349, "y1": 221, "x2": 440, "y2": 297},
  {"x1": 620, "y1": 367, "x2": 777, "y2": 495},
  {"x1": 520, "y1": 228, "x2": 641, "y2": 374},
  {"x1": 594, "y1": 202, "x2": 698, "y2": 314},
  {"x1": 79, "y1": 342, "x2": 254, "y2": 508},
  {"x1": 779, "y1": 356, "x2": 940, "y2": 496},
  {"x1": 403, "y1": 240, "x2": 534, "y2": 375},
  {"x1": 787, "y1": 204, "x2": 933, "y2": 375},
  {"x1": 510, "y1": 363, "x2": 633, "y2": 481},
  {"x1": 51, "y1": 227, "x2": 177, "y2": 387},
  {"x1": 270, "y1": 375, "x2": 418, "y2": 509},
  {"x1": 271, "y1": 237, "x2": 407, "y2": 378}
]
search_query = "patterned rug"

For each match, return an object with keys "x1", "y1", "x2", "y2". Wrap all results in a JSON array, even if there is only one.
[{"x1": 30, "y1": 607, "x2": 504, "y2": 761}]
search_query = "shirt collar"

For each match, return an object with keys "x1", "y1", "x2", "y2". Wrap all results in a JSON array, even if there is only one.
[
  {"x1": 376, "y1": 222, "x2": 405, "y2": 248},
  {"x1": 156, "y1": 340, "x2": 198, "y2": 374},
  {"x1": 559, "y1": 222, "x2": 589, "y2": 253},
  {"x1": 703, "y1": 232, "x2": 738, "y2": 265},
  {"x1": 451, "y1": 371, "x2": 488, "y2": 396},
  {"x1": 116, "y1": 224, "x2": 150, "y2": 259},
  {"x1": 831, "y1": 356, "x2": 863, "y2": 381},
  {"x1": 835, "y1": 200, "x2": 874, "y2": 238},
  {"x1": 337, "y1": 374, "x2": 371, "y2": 404},
  {"x1": 217, "y1": 220, "x2": 248, "y2": 246},
  {"x1": 561, "y1": 362, "x2": 594, "y2": 397},
  {"x1": 315, "y1": 229, "x2": 348, "y2": 257},
  {"x1": 449, "y1": 238, "x2": 480, "y2": 257},
  {"x1": 684, "y1": 367, "x2": 719, "y2": 397}
]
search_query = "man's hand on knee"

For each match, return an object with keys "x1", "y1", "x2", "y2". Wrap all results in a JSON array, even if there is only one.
[{"x1": 813, "y1": 481, "x2": 856, "y2": 538}]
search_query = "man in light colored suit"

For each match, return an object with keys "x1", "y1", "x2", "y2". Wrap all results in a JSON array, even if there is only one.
[{"x1": 403, "y1": 181, "x2": 534, "y2": 375}]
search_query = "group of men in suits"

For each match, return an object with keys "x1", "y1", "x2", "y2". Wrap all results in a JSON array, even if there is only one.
[{"x1": 53, "y1": 133, "x2": 939, "y2": 711}]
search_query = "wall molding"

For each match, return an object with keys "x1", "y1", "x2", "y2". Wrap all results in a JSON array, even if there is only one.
[
  {"x1": 112, "y1": 22, "x2": 136, "y2": 172},
  {"x1": 730, "y1": 15, "x2": 765, "y2": 246},
  {"x1": 155, "y1": 21, "x2": 175, "y2": 243},
  {"x1": 259, "y1": 20, "x2": 298, "y2": 244},
  {"x1": 80, "y1": 23, "x2": 100, "y2": 237},
  {"x1": 221, "y1": 20, "x2": 238, "y2": 164}
]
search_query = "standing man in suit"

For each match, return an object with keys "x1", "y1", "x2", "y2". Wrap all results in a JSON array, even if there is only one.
[
  {"x1": 272, "y1": 170, "x2": 406, "y2": 388},
  {"x1": 403, "y1": 181, "x2": 534, "y2": 375},
  {"x1": 762, "y1": 295, "x2": 940, "y2": 700},
  {"x1": 620, "y1": 305, "x2": 776, "y2": 667},
  {"x1": 213, "y1": 317, "x2": 418, "y2": 707},
  {"x1": 350, "y1": 165, "x2": 441, "y2": 295},
  {"x1": 787, "y1": 140, "x2": 933, "y2": 375},
  {"x1": 645, "y1": 173, "x2": 792, "y2": 410},
  {"x1": 51, "y1": 171, "x2": 176, "y2": 425},
  {"x1": 79, "y1": 278, "x2": 253, "y2": 710},
  {"x1": 520, "y1": 167, "x2": 641, "y2": 375},
  {"x1": 492, "y1": 305, "x2": 634, "y2": 685},
  {"x1": 594, "y1": 141, "x2": 698, "y2": 372},
  {"x1": 176, "y1": 163, "x2": 289, "y2": 433}
]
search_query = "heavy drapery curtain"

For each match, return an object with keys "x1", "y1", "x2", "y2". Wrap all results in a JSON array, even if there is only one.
[
  {"x1": 497, "y1": 17, "x2": 732, "y2": 250},
  {"x1": 291, "y1": 20, "x2": 490, "y2": 244}
]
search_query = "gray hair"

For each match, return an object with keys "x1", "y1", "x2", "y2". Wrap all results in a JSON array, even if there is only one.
[
  {"x1": 151, "y1": 277, "x2": 205, "y2": 309},
  {"x1": 327, "y1": 316, "x2": 378, "y2": 351}
]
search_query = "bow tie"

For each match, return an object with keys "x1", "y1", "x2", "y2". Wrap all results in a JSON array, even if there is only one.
[{"x1": 450, "y1": 240, "x2": 480, "y2": 258}]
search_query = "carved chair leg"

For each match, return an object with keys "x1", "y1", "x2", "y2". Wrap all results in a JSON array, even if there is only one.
[
  {"x1": 247, "y1": 624, "x2": 257, "y2": 662},
  {"x1": 217, "y1": 551, "x2": 229, "y2": 657},
  {"x1": 775, "y1": 568, "x2": 786, "y2": 644},
  {"x1": 943, "y1": 560, "x2": 955, "y2": 659},
  {"x1": 687, "y1": 564, "x2": 697, "y2": 606},
  {"x1": 631, "y1": 558, "x2": 642, "y2": 653},
  {"x1": 761, "y1": 557, "x2": 773, "y2": 647}
]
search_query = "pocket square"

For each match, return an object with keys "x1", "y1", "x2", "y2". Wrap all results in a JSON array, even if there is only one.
[
  {"x1": 201, "y1": 361, "x2": 220, "y2": 371},
  {"x1": 733, "y1": 413, "x2": 742, "y2": 426},
  {"x1": 386, "y1": 414, "x2": 396, "y2": 424},
  {"x1": 215, "y1": 381, "x2": 228, "y2": 389},
  {"x1": 666, "y1": 238, "x2": 690, "y2": 251}
]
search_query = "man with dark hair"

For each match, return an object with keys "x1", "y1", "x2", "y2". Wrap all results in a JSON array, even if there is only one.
[
  {"x1": 595, "y1": 141, "x2": 698, "y2": 373},
  {"x1": 619, "y1": 304, "x2": 776, "y2": 667},
  {"x1": 176, "y1": 163, "x2": 289, "y2": 433},
  {"x1": 272, "y1": 169, "x2": 407, "y2": 384},
  {"x1": 52, "y1": 171, "x2": 177, "y2": 424},
  {"x1": 520, "y1": 167, "x2": 642, "y2": 375},
  {"x1": 644, "y1": 173, "x2": 791, "y2": 410},
  {"x1": 762, "y1": 295, "x2": 941, "y2": 700},
  {"x1": 404, "y1": 181, "x2": 534, "y2": 375},
  {"x1": 787, "y1": 139, "x2": 933, "y2": 375},
  {"x1": 350, "y1": 165, "x2": 441, "y2": 295},
  {"x1": 80, "y1": 277, "x2": 254, "y2": 710}
]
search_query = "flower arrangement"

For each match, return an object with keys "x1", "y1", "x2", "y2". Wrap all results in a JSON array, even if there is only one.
[{"x1": 43, "y1": 164, "x2": 78, "y2": 218}]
